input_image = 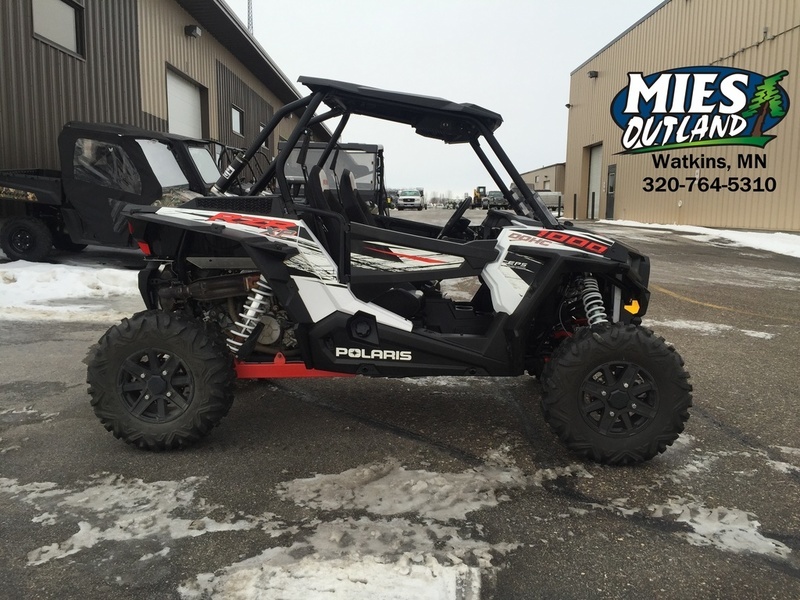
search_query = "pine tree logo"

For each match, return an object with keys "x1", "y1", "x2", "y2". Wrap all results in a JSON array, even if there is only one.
[{"x1": 742, "y1": 70, "x2": 789, "y2": 137}]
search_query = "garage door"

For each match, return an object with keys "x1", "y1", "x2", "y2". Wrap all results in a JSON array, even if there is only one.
[{"x1": 167, "y1": 71, "x2": 203, "y2": 138}]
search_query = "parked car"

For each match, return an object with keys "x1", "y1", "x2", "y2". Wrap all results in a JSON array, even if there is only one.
[
  {"x1": 396, "y1": 188, "x2": 425, "y2": 210},
  {"x1": 482, "y1": 190, "x2": 508, "y2": 209}
]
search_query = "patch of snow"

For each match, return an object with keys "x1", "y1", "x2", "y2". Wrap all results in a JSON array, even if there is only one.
[
  {"x1": 645, "y1": 318, "x2": 774, "y2": 339},
  {"x1": 773, "y1": 446, "x2": 800, "y2": 457},
  {"x1": 600, "y1": 220, "x2": 800, "y2": 258},
  {"x1": 649, "y1": 498, "x2": 791, "y2": 559},
  {"x1": 0, "y1": 474, "x2": 280, "y2": 565},
  {"x1": 278, "y1": 455, "x2": 526, "y2": 521},
  {"x1": 530, "y1": 463, "x2": 593, "y2": 487},
  {"x1": 401, "y1": 376, "x2": 496, "y2": 387},
  {"x1": 0, "y1": 406, "x2": 59, "y2": 424},
  {"x1": 766, "y1": 460, "x2": 800, "y2": 475},
  {"x1": 140, "y1": 547, "x2": 171, "y2": 561},
  {"x1": 179, "y1": 518, "x2": 490, "y2": 600},
  {"x1": 667, "y1": 453, "x2": 719, "y2": 483},
  {"x1": 186, "y1": 450, "x2": 535, "y2": 600},
  {"x1": 0, "y1": 261, "x2": 140, "y2": 322},
  {"x1": 740, "y1": 329, "x2": 775, "y2": 339}
]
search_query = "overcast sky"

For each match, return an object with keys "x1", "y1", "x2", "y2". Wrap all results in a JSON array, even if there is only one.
[{"x1": 225, "y1": 0, "x2": 664, "y2": 197}]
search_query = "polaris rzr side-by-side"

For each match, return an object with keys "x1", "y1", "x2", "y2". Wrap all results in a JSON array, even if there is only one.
[{"x1": 86, "y1": 77, "x2": 691, "y2": 465}]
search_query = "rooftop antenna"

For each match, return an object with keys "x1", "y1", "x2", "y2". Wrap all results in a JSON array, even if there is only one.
[{"x1": 247, "y1": 0, "x2": 253, "y2": 34}]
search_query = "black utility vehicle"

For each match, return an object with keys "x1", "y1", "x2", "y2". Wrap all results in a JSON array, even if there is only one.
[
  {"x1": 0, "y1": 122, "x2": 221, "y2": 261},
  {"x1": 86, "y1": 77, "x2": 692, "y2": 465}
]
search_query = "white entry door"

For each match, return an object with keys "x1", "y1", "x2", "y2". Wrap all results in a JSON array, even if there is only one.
[{"x1": 167, "y1": 71, "x2": 202, "y2": 138}]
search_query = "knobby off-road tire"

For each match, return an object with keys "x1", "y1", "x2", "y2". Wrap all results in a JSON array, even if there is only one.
[
  {"x1": 0, "y1": 216, "x2": 53, "y2": 261},
  {"x1": 86, "y1": 310, "x2": 235, "y2": 450},
  {"x1": 540, "y1": 323, "x2": 692, "y2": 465}
]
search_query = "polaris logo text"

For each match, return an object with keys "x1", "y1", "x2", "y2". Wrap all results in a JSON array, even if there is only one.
[
  {"x1": 335, "y1": 347, "x2": 413, "y2": 361},
  {"x1": 611, "y1": 66, "x2": 789, "y2": 153}
]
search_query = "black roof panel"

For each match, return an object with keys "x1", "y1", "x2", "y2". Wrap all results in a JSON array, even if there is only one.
[
  {"x1": 298, "y1": 77, "x2": 503, "y2": 143},
  {"x1": 61, "y1": 121, "x2": 207, "y2": 144}
]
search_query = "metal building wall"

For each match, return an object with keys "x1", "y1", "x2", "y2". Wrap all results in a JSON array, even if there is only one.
[
  {"x1": 0, "y1": 0, "x2": 150, "y2": 171},
  {"x1": 564, "y1": 0, "x2": 800, "y2": 231},
  {"x1": 216, "y1": 62, "x2": 275, "y2": 153},
  {"x1": 521, "y1": 164, "x2": 566, "y2": 192},
  {"x1": 0, "y1": 0, "x2": 297, "y2": 173},
  {"x1": 136, "y1": 0, "x2": 292, "y2": 157}
]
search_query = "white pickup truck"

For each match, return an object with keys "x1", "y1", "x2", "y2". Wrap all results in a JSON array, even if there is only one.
[{"x1": 396, "y1": 188, "x2": 425, "y2": 210}]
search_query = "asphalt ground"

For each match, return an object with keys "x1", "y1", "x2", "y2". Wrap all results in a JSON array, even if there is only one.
[{"x1": 1, "y1": 207, "x2": 799, "y2": 599}]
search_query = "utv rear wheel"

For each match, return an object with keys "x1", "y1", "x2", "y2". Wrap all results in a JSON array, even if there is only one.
[
  {"x1": 0, "y1": 216, "x2": 53, "y2": 261},
  {"x1": 540, "y1": 323, "x2": 691, "y2": 465},
  {"x1": 86, "y1": 310, "x2": 235, "y2": 450}
]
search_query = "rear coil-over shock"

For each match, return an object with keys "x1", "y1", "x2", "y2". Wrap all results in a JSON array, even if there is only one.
[
  {"x1": 581, "y1": 276, "x2": 609, "y2": 326},
  {"x1": 227, "y1": 276, "x2": 273, "y2": 354}
]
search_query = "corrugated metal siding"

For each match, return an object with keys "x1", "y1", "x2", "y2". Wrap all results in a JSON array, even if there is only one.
[
  {"x1": 564, "y1": 0, "x2": 800, "y2": 231},
  {"x1": 1, "y1": 0, "x2": 295, "y2": 174},
  {"x1": 0, "y1": 0, "x2": 148, "y2": 171},
  {"x1": 137, "y1": 0, "x2": 289, "y2": 156},
  {"x1": 216, "y1": 61, "x2": 274, "y2": 151}
]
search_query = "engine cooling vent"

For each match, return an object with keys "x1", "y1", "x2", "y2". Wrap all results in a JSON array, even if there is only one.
[{"x1": 189, "y1": 196, "x2": 282, "y2": 216}]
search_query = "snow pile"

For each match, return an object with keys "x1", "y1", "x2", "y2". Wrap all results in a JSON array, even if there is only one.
[{"x1": 0, "y1": 261, "x2": 140, "y2": 321}]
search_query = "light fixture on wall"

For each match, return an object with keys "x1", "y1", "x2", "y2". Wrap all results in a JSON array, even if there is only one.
[
  {"x1": 565, "y1": 103, "x2": 572, "y2": 108},
  {"x1": 587, "y1": 70, "x2": 599, "y2": 79},
  {"x1": 184, "y1": 25, "x2": 202, "y2": 38}
]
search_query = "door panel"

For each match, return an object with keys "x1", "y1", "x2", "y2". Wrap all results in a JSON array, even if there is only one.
[{"x1": 605, "y1": 164, "x2": 616, "y2": 219}]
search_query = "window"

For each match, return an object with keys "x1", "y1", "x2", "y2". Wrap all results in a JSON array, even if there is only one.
[
  {"x1": 73, "y1": 139, "x2": 141, "y2": 194},
  {"x1": 231, "y1": 106, "x2": 244, "y2": 136},
  {"x1": 188, "y1": 146, "x2": 221, "y2": 185},
  {"x1": 135, "y1": 139, "x2": 189, "y2": 189},
  {"x1": 32, "y1": 0, "x2": 84, "y2": 55}
]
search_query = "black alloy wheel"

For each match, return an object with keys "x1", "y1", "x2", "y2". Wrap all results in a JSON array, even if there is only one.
[
  {"x1": 117, "y1": 347, "x2": 195, "y2": 424},
  {"x1": 578, "y1": 360, "x2": 658, "y2": 437}
]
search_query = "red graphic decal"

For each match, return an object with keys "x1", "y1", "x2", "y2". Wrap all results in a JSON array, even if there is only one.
[
  {"x1": 507, "y1": 230, "x2": 610, "y2": 255},
  {"x1": 208, "y1": 212, "x2": 298, "y2": 239},
  {"x1": 537, "y1": 230, "x2": 610, "y2": 254},
  {"x1": 364, "y1": 245, "x2": 448, "y2": 264}
]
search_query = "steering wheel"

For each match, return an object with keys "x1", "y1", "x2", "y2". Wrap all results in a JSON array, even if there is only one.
[{"x1": 437, "y1": 197, "x2": 472, "y2": 239}]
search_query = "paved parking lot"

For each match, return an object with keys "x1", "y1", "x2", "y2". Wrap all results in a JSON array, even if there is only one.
[{"x1": 1, "y1": 208, "x2": 799, "y2": 599}]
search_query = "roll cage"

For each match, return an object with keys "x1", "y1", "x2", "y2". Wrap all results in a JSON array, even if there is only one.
[{"x1": 210, "y1": 76, "x2": 560, "y2": 229}]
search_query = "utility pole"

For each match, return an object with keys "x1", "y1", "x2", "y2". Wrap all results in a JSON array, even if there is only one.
[{"x1": 247, "y1": 0, "x2": 253, "y2": 34}]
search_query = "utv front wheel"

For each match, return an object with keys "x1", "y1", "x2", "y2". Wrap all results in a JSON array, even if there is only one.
[
  {"x1": 86, "y1": 310, "x2": 235, "y2": 450},
  {"x1": 540, "y1": 324, "x2": 691, "y2": 465}
]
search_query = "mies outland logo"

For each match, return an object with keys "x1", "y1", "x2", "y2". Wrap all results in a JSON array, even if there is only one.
[{"x1": 611, "y1": 66, "x2": 790, "y2": 154}]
